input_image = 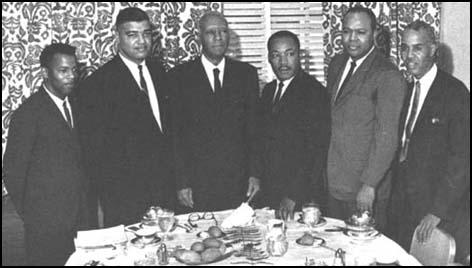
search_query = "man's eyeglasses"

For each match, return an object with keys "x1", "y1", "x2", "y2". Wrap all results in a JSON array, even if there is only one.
[{"x1": 188, "y1": 212, "x2": 217, "y2": 228}]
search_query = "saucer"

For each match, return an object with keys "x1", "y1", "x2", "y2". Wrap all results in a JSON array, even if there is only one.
[
  {"x1": 295, "y1": 236, "x2": 326, "y2": 247},
  {"x1": 344, "y1": 229, "x2": 380, "y2": 241},
  {"x1": 130, "y1": 235, "x2": 161, "y2": 247},
  {"x1": 297, "y1": 217, "x2": 327, "y2": 228}
]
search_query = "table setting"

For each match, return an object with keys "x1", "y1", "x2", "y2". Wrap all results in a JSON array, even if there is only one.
[{"x1": 66, "y1": 202, "x2": 421, "y2": 266}]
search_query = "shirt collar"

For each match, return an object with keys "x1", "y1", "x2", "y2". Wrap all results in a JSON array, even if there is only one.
[
  {"x1": 349, "y1": 45, "x2": 375, "y2": 67},
  {"x1": 415, "y1": 63, "x2": 437, "y2": 89},
  {"x1": 44, "y1": 84, "x2": 69, "y2": 106},
  {"x1": 119, "y1": 52, "x2": 146, "y2": 71},
  {"x1": 201, "y1": 55, "x2": 225, "y2": 73}
]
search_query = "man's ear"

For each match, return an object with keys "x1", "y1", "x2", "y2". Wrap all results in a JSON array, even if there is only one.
[
  {"x1": 41, "y1": 66, "x2": 49, "y2": 80},
  {"x1": 430, "y1": 42, "x2": 439, "y2": 59}
]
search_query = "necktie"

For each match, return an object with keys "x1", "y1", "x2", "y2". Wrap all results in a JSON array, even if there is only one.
[
  {"x1": 213, "y1": 68, "x2": 221, "y2": 93},
  {"x1": 399, "y1": 81, "x2": 421, "y2": 162},
  {"x1": 63, "y1": 100, "x2": 73, "y2": 129},
  {"x1": 335, "y1": 60, "x2": 357, "y2": 103},
  {"x1": 273, "y1": 81, "x2": 284, "y2": 105},
  {"x1": 138, "y1": 65, "x2": 148, "y2": 96}
]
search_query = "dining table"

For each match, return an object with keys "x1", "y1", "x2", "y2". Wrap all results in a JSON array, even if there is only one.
[{"x1": 66, "y1": 208, "x2": 422, "y2": 266}]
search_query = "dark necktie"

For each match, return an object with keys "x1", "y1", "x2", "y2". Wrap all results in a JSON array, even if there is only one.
[
  {"x1": 399, "y1": 81, "x2": 421, "y2": 162},
  {"x1": 335, "y1": 60, "x2": 357, "y2": 103},
  {"x1": 273, "y1": 81, "x2": 284, "y2": 105},
  {"x1": 63, "y1": 100, "x2": 73, "y2": 129},
  {"x1": 213, "y1": 68, "x2": 221, "y2": 94},
  {"x1": 138, "y1": 64, "x2": 148, "y2": 96}
]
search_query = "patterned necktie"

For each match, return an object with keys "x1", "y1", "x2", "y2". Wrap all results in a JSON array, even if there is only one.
[
  {"x1": 335, "y1": 60, "x2": 357, "y2": 103},
  {"x1": 63, "y1": 100, "x2": 73, "y2": 129},
  {"x1": 138, "y1": 64, "x2": 148, "y2": 96},
  {"x1": 213, "y1": 68, "x2": 221, "y2": 93},
  {"x1": 273, "y1": 81, "x2": 284, "y2": 105},
  {"x1": 399, "y1": 80, "x2": 421, "y2": 162}
]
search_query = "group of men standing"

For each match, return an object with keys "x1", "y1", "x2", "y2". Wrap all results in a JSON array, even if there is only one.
[{"x1": 3, "y1": 6, "x2": 469, "y2": 266}]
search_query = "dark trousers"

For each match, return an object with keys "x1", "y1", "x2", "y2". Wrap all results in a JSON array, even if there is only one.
[{"x1": 328, "y1": 195, "x2": 389, "y2": 233}]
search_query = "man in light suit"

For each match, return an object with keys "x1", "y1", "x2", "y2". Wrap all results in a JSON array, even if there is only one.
[
  {"x1": 170, "y1": 12, "x2": 260, "y2": 212},
  {"x1": 4, "y1": 43, "x2": 89, "y2": 265},
  {"x1": 258, "y1": 31, "x2": 330, "y2": 220},
  {"x1": 78, "y1": 7, "x2": 174, "y2": 227},
  {"x1": 389, "y1": 21, "x2": 469, "y2": 262},
  {"x1": 326, "y1": 6, "x2": 407, "y2": 232}
]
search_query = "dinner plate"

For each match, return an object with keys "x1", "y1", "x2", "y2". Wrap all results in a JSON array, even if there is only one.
[
  {"x1": 343, "y1": 229, "x2": 380, "y2": 241},
  {"x1": 130, "y1": 235, "x2": 161, "y2": 247},
  {"x1": 297, "y1": 216, "x2": 327, "y2": 228},
  {"x1": 174, "y1": 251, "x2": 234, "y2": 265}
]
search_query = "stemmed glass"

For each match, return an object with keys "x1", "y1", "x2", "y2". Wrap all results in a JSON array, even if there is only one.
[{"x1": 158, "y1": 209, "x2": 175, "y2": 241}]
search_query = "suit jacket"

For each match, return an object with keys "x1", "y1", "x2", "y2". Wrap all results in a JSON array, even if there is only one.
[
  {"x1": 169, "y1": 56, "x2": 259, "y2": 211},
  {"x1": 327, "y1": 48, "x2": 407, "y2": 201},
  {"x1": 391, "y1": 69, "x2": 470, "y2": 224},
  {"x1": 258, "y1": 71, "x2": 330, "y2": 209},
  {"x1": 77, "y1": 55, "x2": 174, "y2": 226},
  {"x1": 4, "y1": 87, "x2": 88, "y2": 232}
]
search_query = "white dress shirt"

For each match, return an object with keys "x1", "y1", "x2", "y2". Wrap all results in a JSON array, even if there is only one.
[
  {"x1": 273, "y1": 75, "x2": 295, "y2": 102},
  {"x1": 201, "y1": 55, "x2": 225, "y2": 92},
  {"x1": 44, "y1": 85, "x2": 74, "y2": 128},
  {"x1": 401, "y1": 64, "x2": 438, "y2": 145},
  {"x1": 119, "y1": 53, "x2": 163, "y2": 132}
]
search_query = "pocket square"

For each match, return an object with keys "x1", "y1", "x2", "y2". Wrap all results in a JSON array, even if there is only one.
[{"x1": 431, "y1": 117, "x2": 440, "y2": 124}]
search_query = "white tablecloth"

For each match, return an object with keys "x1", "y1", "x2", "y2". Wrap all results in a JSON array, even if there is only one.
[{"x1": 66, "y1": 209, "x2": 421, "y2": 266}]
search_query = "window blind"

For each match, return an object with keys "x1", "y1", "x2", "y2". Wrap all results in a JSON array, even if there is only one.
[{"x1": 223, "y1": 2, "x2": 325, "y2": 87}]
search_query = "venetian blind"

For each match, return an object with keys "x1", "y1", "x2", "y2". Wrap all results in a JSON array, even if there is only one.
[{"x1": 223, "y1": 2, "x2": 325, "y2": 87}]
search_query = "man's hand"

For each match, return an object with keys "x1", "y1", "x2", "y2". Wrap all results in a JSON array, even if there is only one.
[
  {"x1": 279, "y1": 197, "x2": 296, "y2": 221},
  {"x1": 416, "y1": 214, "x2": 441, "y2": 243},
  {"x1": 356, "y1": 184, "x2": 375, "y2": 212},
  {"x1": 246, "y1": 177, "x2": 261, "y2": 203},
  {"x1": 177, "y1": 188, "x2": 193, "y2": 208}
]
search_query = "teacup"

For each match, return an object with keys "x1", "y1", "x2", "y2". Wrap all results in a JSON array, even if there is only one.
[{"x1": 302, "y1": 203, "x2": 321, "y2": 226}]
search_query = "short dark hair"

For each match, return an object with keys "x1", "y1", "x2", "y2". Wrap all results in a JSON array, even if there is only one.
[
  {"x1": 267, "y1": 30, "x2": 300, "y2": 51},
  {"x1": 198, "y1": 11, "x2": 228, "y2": 32},
  {"x1": 344, "y1": 6, "x2": 377, "y2": 31},
  {"x1": 115, "y1": 7, "x2": 150, "y2": 28},
  {"x1": 39, "y1": 43, "x2": 76, "y2": 68},
  {"x1": 404, "y1": 20, "x2": 437, "y2": 45}
]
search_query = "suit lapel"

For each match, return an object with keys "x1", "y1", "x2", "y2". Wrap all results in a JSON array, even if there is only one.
[
  {"x1": 333, "y1": 48, "x2": 378, "y2": 107},
  {"x1": 330, "y1": 55, "x2": 349, "y2": 104},
  {"x1": 272, "y1": 72, "x2": 302, "y2": 115},
  {"x1": 399, "y1": 82, "x2": 414, "y2": 137},
  {"x1": 148, "y1": 61, "x2": 168, "y2": 134},
  {"x1": 410, "y1": 71, "x2": 443, "y2": 137},
  {"x1": 39, "y1": 87, "x2": 76, "y2": 135}
]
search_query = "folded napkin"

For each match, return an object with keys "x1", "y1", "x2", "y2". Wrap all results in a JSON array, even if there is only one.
[
  {"x1": 74, "y1": 225, "x2": 128, "y2": 250},
  {"x1": 221, "y1": 202, "x2": 255, "y2": 229}
]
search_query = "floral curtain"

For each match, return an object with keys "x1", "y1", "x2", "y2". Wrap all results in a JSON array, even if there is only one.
[
  {"x1": 2, "y1": 2, "x2": 221, "y2": 195},
  {"x1": 322, "y1": 2, "x2": 441, "y2": 80}
]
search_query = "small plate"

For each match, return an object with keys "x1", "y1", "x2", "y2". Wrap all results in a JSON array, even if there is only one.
[
  {"x1": 296, "y1": 236, "x2": 326, "y2": 247},
  {"x1": 345, "y1": 217, "x2": 376, "y2": 232},
  {"x1": 174, "y1": 251, "x2": 234, "y2": 265},
  {"x1": 130, "y1": 235, "x2": 161, "y2": 247},
  {"x1": 297, "y1": 217, "x2": 327, "y2": 228}
]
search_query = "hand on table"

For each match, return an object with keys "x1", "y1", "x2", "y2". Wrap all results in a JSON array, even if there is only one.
[
  {"x1": 246, "y1": 176, "x2": 261, "y2": 203},
  {"x1": 177, "y1": 188, "x2": 193, "y2": 208},
  {"x1": 416, "y1": 213, "x2": 441, "y2": 243},
  {"x1": 278, "y1": 197, "x2": 296, "y2": 221},
  {"x1": 356, "y1": 184, "x2": 375, "y2": 212}
]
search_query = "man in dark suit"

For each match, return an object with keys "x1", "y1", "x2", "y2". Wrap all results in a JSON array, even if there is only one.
[
  {"x1": 170, "y1": 12, "x2": 260, "y2": 212},
  {"x1": 258, "y1": 31, "x2": 330, "y2": 220},
  {"x1": 78, "y1": 7, "x2": 174, "y2": 227},
  {"x1": 3, "y1": 43, "x2": 89, "y2": 265},
  {"x1": 326, "y1": 6, "x2": 407, "y2": 232},
  {"x1": 389, "y1": 21, "x2": 470, "y2": 260}
]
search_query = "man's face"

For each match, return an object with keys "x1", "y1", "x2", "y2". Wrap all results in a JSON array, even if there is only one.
[
  {"x1": 200, "y1": 16, "x2": 229, "y2": 63},
  {"x1": 401, "y1": 29, "x2": 437, "y2": 79},
  {"x1": 43, "y1": 54, "x2": 78, "y2": 99},
  {"x1": 342, "y1": 12, "x2": 375, "y2": 60},
  {"x1": 268, "y1": 36, "x2": 300, "y2": 81},
  {"x1": 117, "y1": 20, "x2": 152, "y2": 64}
]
